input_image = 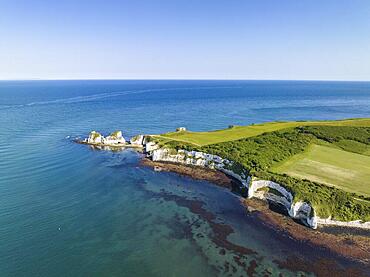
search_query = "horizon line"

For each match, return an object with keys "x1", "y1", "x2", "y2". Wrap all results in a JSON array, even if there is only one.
[{"x1": 1, "y1": 78, "x2": 370, "y2": 82}]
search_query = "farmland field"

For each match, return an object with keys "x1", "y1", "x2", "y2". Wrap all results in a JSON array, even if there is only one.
[{"x1": 272, "y1": 144, "x2": 370, "y2": 197}]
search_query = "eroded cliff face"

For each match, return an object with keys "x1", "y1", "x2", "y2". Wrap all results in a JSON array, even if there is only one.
[
  {"x1": 130, "y1": 135, "x2": 145, "y2": 146},
  {"x1": 151, "y1": 148, "x2": 250, "y2": 187},
  {"x1": 247, "y1": 179, "x2": 317, "y2": 228},
  {"x1": 144, "y1": 142, "x2": 369, "y2": 230}
]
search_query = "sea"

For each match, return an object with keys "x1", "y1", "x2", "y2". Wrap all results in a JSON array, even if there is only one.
[{"x1": 1, "y1": 80, "x2": 370, "y2": 276}]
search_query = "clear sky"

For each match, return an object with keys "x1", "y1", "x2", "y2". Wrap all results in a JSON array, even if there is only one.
[{"x1": 1, "y1": 0, "x2": 370, "y2": 80}]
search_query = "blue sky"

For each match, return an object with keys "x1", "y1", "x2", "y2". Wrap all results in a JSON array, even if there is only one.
[{"x1": 0, "y1": 0, "x2": 369, "y2": 80}]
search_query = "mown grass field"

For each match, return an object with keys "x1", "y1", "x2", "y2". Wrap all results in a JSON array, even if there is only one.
[
  {"x1": 159, "y1": 118, "x2": 370, "y2": 146},
  {"x1": 272, "y1": 144, "x2": 370, "y2": 197}
]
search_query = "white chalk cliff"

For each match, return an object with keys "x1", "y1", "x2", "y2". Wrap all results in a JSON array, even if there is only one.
[
  {"x1": 130, "y1": 135, "x2": 145, "y2": 146},
  {"x1": 105, "y1": 130, "x2": 126, "y2": 144},
  {"x1": 87, "y1": 131, "x2": 104, "y2": 144}
]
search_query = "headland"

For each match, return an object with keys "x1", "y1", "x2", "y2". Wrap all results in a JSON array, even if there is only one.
[{"x1": 78, "y1": 118, "x2": 370, "y2": 262}]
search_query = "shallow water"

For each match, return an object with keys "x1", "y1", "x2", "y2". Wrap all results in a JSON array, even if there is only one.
[{"x1": 1, "y1": 80, "x2": 370, "y2": 276}]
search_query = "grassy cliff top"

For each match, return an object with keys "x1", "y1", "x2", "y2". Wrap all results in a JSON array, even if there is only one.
[
  {"x1": 272, "y1": 144, "x2": 370, "y2": 197},
  {"x1": 156, "y1": 118, "x2": 370, "y2": 146}
]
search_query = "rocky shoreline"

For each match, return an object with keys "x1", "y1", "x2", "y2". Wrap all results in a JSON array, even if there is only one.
[
  {"x1": 140, "y1": 158, "x2": 370, "y2": 266},
  {"x1": 140, "y1": 158, "x2": 234, "y2": 188},
  {"x1": 244, "y1": 198, "x2": 370, "y2": 265}
]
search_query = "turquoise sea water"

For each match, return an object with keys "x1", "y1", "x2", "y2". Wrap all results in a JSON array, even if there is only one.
[{"x1": 1, "y1": 80, "x2": 370, "y2": 276}]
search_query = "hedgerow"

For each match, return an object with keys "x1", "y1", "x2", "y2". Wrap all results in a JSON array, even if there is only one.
[{"x1": 300, "y1": 126, "x2": 370, "y2": 144}]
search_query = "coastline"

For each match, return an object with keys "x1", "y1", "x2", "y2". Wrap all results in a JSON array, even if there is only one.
[{"x1": 140, "y1": 157, "x2": 370, "y2": 265}]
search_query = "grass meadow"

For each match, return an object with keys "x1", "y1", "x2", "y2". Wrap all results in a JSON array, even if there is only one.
[{"x1": 273, "y1": 144, "x2": 370, "y2": 197}]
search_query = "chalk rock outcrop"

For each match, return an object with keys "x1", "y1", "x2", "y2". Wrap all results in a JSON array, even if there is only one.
[
  {"x1": 87, "y1": 131, "x2": 104, "y2": 144},
  {"x1": 105, "y1": 130, "x2": 126, "y2": 144},
  {"x1": 145, "y1": 141, "x2": 160, "y2": 153},
  {"x1": 130, "y1": 135, "x2": 145, "y2": 146},
  {"x1": 248, "y1": 180, "x2": 293, "y2": 202},
  {"x1": 248, "y1": 179, "x2": 317, "y2": 228},
  {"x1": 289, "y1": 201, "x2": 317, "y2": 229},
  {"x1": 86, "y1": 130, "x2": 126, "y2": 145}
]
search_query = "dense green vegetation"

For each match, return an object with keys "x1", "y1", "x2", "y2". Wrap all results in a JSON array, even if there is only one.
[
  {"x1": 300, "y1": 125, "x2": 370, "y2": 156},
  {"x1": 332, "y1": 139, "x2": 370, "y2": 156},
  {"x1": 300, "y1": 125, "x2": 370, "y2": 144},
  {"x1": 155, "y1": 122, "x2": 370, "y2": 222}
]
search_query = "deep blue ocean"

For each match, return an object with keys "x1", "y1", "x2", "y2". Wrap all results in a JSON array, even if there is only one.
[{"x1": 1, "y1": 80, "x2": 370, "y2": 276}]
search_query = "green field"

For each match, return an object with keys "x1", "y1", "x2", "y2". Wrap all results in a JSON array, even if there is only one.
[
  {"x1": 158, "y1": 118, "x2": 370, "y2": 146},
  {"x1": 273, "y1": 144, "x2": 370, "y2": 197}
]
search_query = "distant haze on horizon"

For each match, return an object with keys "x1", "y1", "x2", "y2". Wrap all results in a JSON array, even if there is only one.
[{"x1": 1, "y1": 0, "x2": 370, "y2": 81}]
